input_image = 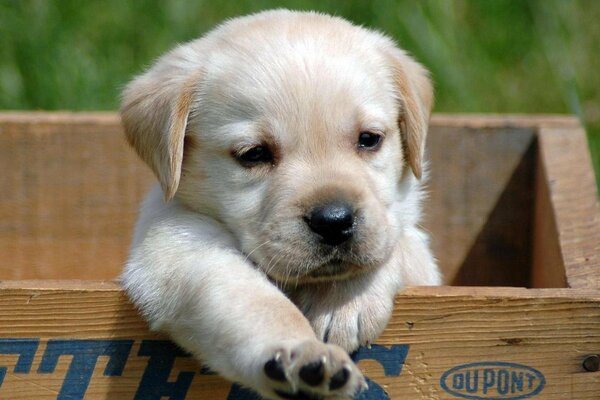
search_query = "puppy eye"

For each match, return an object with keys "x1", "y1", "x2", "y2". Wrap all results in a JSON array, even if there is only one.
[
  {"x1": 357, "y1": 131, "x2": 382, "y2": 150},
  {"x1": 235, "y1": 145, "x2": 273, "y2": 166}
]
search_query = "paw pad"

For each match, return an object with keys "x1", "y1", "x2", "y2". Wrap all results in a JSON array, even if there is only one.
[
  {"x1": 329, "y1": 366, "x2": 350, "y2": 390},
  {"x1": 299, "y1": 359, "x2": 325, "y2": 386},
  {"x1": 261, "y1": 341, "x2": 365, "y2": 400},
  {"x1": 274, "y1": 389, "x2": 323, "y2": 400}
]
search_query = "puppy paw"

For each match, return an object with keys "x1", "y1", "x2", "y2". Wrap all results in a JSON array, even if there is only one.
[
  {"x1": 260, "y1": 340, "x2": 367, "y2": 400},
  {"x1": 308, "y1": 295, "x2": 394, "y2": 353}
]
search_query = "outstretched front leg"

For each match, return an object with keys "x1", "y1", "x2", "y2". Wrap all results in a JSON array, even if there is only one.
[{"x1": 122, "y1": 192, "x2": 366, "y2": 400}]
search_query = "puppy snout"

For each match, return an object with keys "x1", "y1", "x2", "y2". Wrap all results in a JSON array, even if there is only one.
[{"x1": 305, "y1": 201, "x2": 355, "y2": 246}]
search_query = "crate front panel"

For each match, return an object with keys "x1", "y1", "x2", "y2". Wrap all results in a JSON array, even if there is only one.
[{"x1": 0, "y1": 285, "x2": 598, "y2": 399}]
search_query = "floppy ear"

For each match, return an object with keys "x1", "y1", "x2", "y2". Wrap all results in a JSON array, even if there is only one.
[
  {"x1": 120, "y1": 62, "x2": 199, "y2": 201},
  {"x1": 387, "y1": 50, "x2": 434, "y2": 179}
]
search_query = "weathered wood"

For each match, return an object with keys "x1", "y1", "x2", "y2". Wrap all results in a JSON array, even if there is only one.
[
  {"x1": 534, "y1": 127, "x2": 600, "y2": 289},
  {"x1": 388, "y1": 286, "x2": 600, "y2": 399},
  {"x1": 1, "y1": 112, "x2": 599, "y2": 398},
  {"x1": 532, "y1": 140, "x2": 567, "y2": 288},
  {"x1": 0, "y1": 113, "x2": 154, "y2": 280},
  {"x1": 425, "y1": 126, "x2": 536, "y2": 286},
  {"x1": 431, "y1": 114, "x2": 580, "y2": 129},
  {"x1": 2, "y1": 112, "x2": 597, "y2": 287},
  {"x1": 0, "y1": 283, "x2": 598, "y2": 399}
]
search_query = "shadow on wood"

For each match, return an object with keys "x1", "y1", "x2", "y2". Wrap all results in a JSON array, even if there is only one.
[{"x1": 452, "y1": 140, "x2": 537, "y2": 287}]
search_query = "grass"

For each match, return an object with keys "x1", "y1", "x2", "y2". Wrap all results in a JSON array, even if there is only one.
[{"x1": 1, "y1": 0, "x2": 598, "y2": 186}]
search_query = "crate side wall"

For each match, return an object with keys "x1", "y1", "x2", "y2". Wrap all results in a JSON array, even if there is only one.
[{"x1": 425, "y1": 126, "x2": 537, "y2": 286}]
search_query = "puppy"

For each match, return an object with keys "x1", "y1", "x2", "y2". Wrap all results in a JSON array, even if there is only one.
[{"x1": 121, "y1": 9, "x2": 440, "y2": 400}]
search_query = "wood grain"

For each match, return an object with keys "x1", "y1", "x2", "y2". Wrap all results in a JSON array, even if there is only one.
[
  {"x1": 431, "y1": 114, "x2": 580, "y2": 129},
  {"x1": 425, "y1": 126, "x2": 536, "y2": 285},
  {"x1": 1, "y1": 112, "x2": 597, "y2": 286},
  {"x1": 0, "y1": 113, "x2": 154, "y2": 280},
  {"x1": 532, "y1": 141, "x2": 567, "y2": 288},
  {"x1": 0, "y1": 111, "x2": 579, "y2": 128},
  {"x1": 0, "y1": 283, "x2": 598, "y2": 399},
  {"x1": 1, "y1": 112, "x2": 599, "y2": 399},
  {"x1": 536, "y1": 127, "x2": 600, "y2": 289}
]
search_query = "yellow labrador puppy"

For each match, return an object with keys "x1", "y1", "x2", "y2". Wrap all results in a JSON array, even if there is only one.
[{"x1": 121, "y1": 9, "x2": 440, "y2": 400}]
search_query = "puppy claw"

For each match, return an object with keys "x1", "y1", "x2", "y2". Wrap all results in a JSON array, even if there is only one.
[{"x1": 361, "y1": 379, "x2": 369, "y2": 391}]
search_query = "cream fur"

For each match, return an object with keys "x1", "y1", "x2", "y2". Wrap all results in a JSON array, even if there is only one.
[{"x1": 121, "y1": 9, "x2": 440, "y2": 400}]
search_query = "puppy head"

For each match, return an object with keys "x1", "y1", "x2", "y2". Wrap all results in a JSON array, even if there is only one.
[{"x1": 121, "y1": 10, "x2": 433, "y2": 284}]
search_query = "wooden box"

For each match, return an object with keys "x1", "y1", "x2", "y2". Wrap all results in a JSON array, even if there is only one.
[{"x1": 0, "y1": 113, "x2": 598, "y2": 399}]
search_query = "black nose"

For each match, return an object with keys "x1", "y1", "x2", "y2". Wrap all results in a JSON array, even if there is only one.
[{"x1": 306, "y1": 202, "x2": 355, "y2": 246}]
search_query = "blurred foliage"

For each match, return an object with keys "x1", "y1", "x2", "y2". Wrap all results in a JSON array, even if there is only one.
[{"x1": 1, "y1": 0, "x2": 598, "y2": 183}]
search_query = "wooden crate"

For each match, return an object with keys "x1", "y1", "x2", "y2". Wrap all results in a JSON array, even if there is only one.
[{"x1": 0, "y1": 113, "x2": 598, "y2": 399}]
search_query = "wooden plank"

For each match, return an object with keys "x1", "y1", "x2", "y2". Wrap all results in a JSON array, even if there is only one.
[
  {"x1": 0, "y1": 111, "x2": 579, "y2": 129},
  {"x1": 536, "y1": 127, "x2": 600, "y2": 289},
  {"x1": 431, "y1": 114, "x2": 580, "y2": 129},
  {"x1": 532, "y1": 141, "x2": 567, "y2": 288},
  {"x1": 0, "y1": 112, "x2": 119, "y2": 125},
  {"x1": 0, "y1": 114, "x2": 155, "y2": 280},
  {"x1": 386, "y1": 286, "x2": 600, "y2": 399},
  {"x1": 0, "y1": 283, "x2": 598, "y2": 399}
]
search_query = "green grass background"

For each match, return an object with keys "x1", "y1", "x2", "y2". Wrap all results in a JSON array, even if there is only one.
[{"x1": 1, "y1": 0, "x2": 599, "y2": 186}]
